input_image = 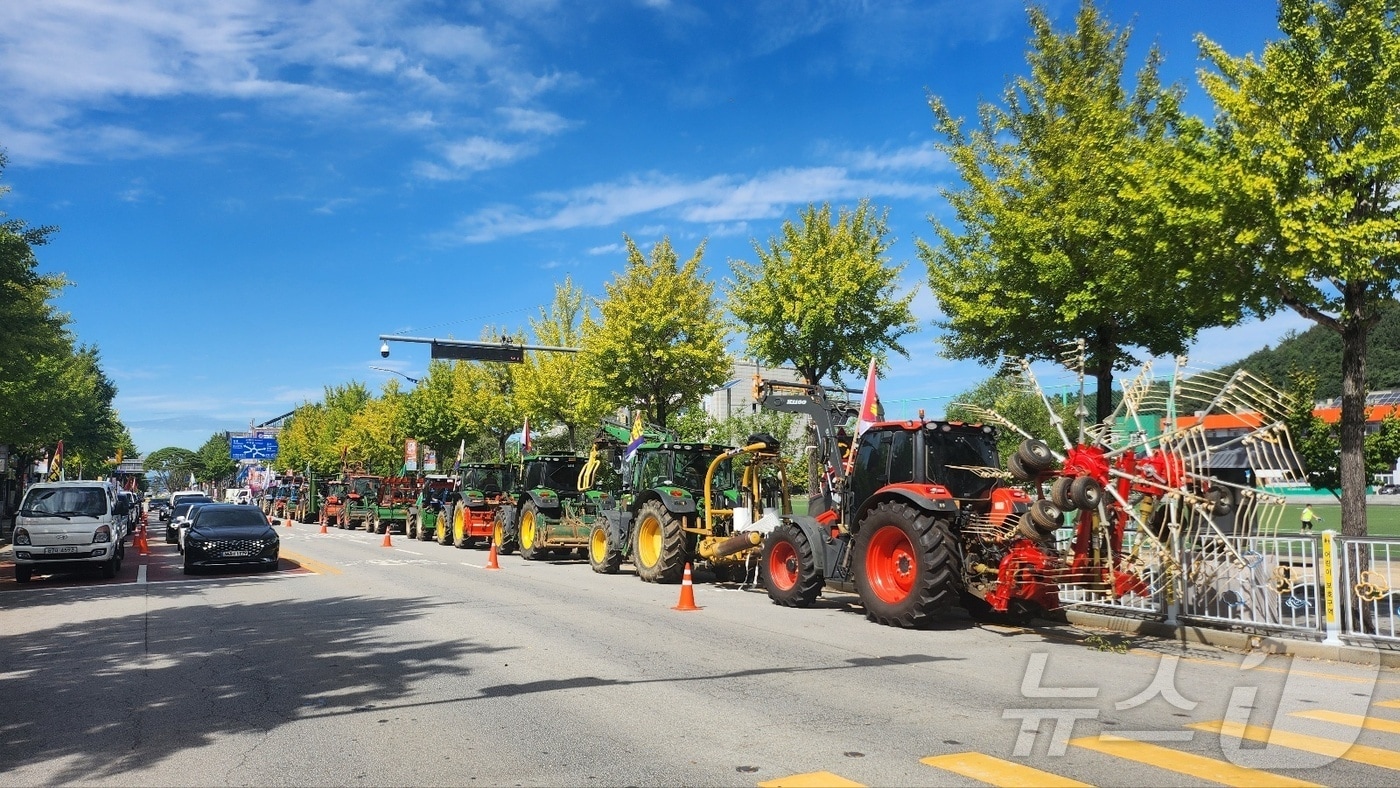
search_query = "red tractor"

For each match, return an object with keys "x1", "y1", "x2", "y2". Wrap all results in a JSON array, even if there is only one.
[{"x1": 752, "y1": 378, "x2": 1062, "y2": 627}]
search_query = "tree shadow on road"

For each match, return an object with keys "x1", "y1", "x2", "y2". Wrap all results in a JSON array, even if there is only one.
[{"x1": 0, "y1": 590, "x2": 513, "y2": 783}]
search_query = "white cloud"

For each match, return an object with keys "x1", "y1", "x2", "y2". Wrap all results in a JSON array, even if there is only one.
[
  {"x1": 498, "y1": 106, "x2": 570, "y2": 135},
  {"x1": 444, "y1": 165, "x2": 942, "y2": 242}
]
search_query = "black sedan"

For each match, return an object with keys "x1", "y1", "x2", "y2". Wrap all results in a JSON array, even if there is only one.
[{"x1": 182, "y1": 505, "x2": 281, "y2": 575}]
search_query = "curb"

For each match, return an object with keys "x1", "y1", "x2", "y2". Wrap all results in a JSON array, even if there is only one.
[{"x1": 1062, "y1": 608, "x2": 1400, "y2": 669}]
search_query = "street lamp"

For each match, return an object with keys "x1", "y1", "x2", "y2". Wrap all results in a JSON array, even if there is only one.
[{"x1": 370, "y1": 366, "x2": 419, "y2": 384}]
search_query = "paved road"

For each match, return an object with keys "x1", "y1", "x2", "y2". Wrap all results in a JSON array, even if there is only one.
[{"x1": 3, "y1": 521, "x2": 1400, "y2": 786}]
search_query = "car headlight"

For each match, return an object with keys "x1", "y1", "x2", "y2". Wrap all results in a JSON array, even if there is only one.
[
  {"x1": 14, "y1": 527, "x2": 30, "y2": 546},
  {"x1": 93, "y1": 525, "x2": 111, "y2": 543}
]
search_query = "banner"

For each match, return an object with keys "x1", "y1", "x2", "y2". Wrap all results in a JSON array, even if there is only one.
[
  {"x1": 424, "y1": 450, "x2": 437, "y2": 471},
  {"x1": 405, "y1": 438, "x2": 419, "y2": 472},
  {"x1": 47, "y1": 441, "x2": 64, "y2": 481}
]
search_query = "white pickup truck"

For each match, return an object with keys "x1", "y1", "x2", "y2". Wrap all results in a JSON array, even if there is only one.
[{"x1": 10, "y1": 480, "x2": 130, "y2": 583}]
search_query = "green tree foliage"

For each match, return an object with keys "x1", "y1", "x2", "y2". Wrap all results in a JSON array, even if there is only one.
[
  {"x1": 1198, "y1": 0, "x2": 1400, "y2": 536},
  {"x1": 947, "y1": 375, "x2": 1079, "y2": 464},
  {"x1": 0, "y1": 154, "x2": 126, "y2": 470},
  {"x1": 921, "y1": 1, "x2": 1230, "y2": 422},
  {"x1": 1365, "y1": 410, "x2": 1400, "y2": 479},
  {"x1": 514, "y1": 277, "x2": 610, "y2": 450},
  {"x1": 342, "y1": 382, "x2": 408, "y2": 474},
  {"x1": 582, "y1": 235, "x2": 731, "y2": 428},
  {"x1": 400, "y1": 360, "x2": 464, "y2": 462},
  {"x1": 452, "y1": 327, "x2": 524, "y2": 461},
  {"x1": 194, "y1": 433, "x2": 237, "y2": 486},
  {"x1": 144, "y1": 447, "x2": 198, "y2": 493},
  {"x1": 278, "y1": 382, "x2": 374, "y2": 475},
  {"x1": 728, "y1": 201, "x2": 918, "y2": 386}
]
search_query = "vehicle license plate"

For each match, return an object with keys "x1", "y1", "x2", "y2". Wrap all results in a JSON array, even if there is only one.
[
  {"x1": 220, "y1": 550, "x2": 252, "y2": 558},
  {"x1": 44, "y1": 546, "x2": 78, "y2": 554}
]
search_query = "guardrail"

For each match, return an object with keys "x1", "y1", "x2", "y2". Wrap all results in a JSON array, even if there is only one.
[
  {"x1": 1179, "y1": 534, "x2": 1321, "y2": 634},
  {"x1": 1339, "y1": 536, "x2": 1400, "y2": 643}
]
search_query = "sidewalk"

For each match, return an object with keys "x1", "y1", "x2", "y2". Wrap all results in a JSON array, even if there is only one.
[{"x1": 1062, "y1": 608, "x2": 1400, "y2": 670}]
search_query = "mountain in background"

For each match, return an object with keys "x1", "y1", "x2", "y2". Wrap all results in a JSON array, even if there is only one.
[{"x1": 1213, "y1": 302, "x2": 1400, "y2": 400}]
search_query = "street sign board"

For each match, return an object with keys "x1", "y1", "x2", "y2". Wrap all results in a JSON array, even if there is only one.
[{"x1": 230, "y1": 437, "x2": 279, "y2": 460}]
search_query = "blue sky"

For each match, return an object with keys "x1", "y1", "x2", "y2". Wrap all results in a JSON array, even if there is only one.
[{"x1": 0, "y1": 0, "x2": 1309, "y2": 454}]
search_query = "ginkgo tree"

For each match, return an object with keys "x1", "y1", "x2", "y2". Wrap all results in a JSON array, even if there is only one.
[
  {"x1": 729, "y1": 200, "x2": 918, "y2": 386},
  {"x1": 921, "y1": 1, "x2": 1233, "y2": 422},
  {"x1": 582, "y1": 236, "x2": 731, "y2": 428},
  {"x1": 513, "y1": 277, "x2": 610, "y2": 450},
  {"x1": 1198, "y1": 0, "x2": 1400, "y2": 537}
]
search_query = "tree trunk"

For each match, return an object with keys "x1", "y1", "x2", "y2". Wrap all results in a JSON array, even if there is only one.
[
  {"x1": 1339, "y1": 286, "x2": 1370, "y2": 538},
  {"x1": 1092, "y1": 326, "x2": 1116, "y2": 425}
]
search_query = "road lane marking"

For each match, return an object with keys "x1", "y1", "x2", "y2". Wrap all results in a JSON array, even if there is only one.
[
  {"x1": 136, "y1": 565, "x2": 147, "y2": 584},
  {"x1": 1070, "y1": 735, "x2": 1320, "y2": 787},
  {"x1": 921, "y1": 752, "x2": 1091, "y2": 787},
  {"x1": 1190, "y1": 719, "x2": 1400, "y2": 771},
  {"x1": 757, "y1": 772, "x2": 864, "y2": 788},
  {"x1": 1291, "y1": 709, "x2": 1400, "y2": 734},
  {"x1": 280, "y1": 550, "x2": 341, "y2": 575},
  {"x1": 394, "y1": 548, "x2": 422, "y2": 555},
  {"x1": 1374, "y1": 699, "x2": 1400, "y2": 709}
]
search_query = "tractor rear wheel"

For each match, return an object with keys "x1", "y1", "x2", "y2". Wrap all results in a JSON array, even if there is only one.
[
  {"x1": 453, "y1": 509, "x2": 470, "y2": 548},
  {"x1": 761, "y1": 523, "x2": 822, "y2": 608},
  {"x1": 853, "y1": 501, "x2": 958, "y2": 628},
  {"x1": 588, "y1": 524, "x2": 621, "y2": 574},
  {"x1": 633, "y1": 499, "x2": 686, "y2": 583},
  {"x1": 518, "y1": 501, "x2": 544, "y2": 560}
]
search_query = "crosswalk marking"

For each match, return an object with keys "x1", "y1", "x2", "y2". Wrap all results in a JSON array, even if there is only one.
[
  {"x1": 756, "y1": 771, "x2": 864, "y2": 788},
  {"x1": 1292, "y1": 709, "x2": 1400, "y2": 734},
  {"x1": 1190, "y1": 719, "x2": 1400, "y2": 771},
  {"x1": 921, "y1": 752, "x2": 1091, "y2": 787},
  {"x1": 1070, "y1": 734, "x2": 1321, "y2": 787}
]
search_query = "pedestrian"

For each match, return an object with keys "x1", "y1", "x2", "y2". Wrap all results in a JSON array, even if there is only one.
[{"x1": 1301, "y1": 503, "x2": 1318, "y2": 534}]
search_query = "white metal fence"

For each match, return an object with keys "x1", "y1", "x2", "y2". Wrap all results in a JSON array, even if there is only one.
[
  {"x1": 1339, "y1": 536, "x2": 1400, "y2": 643},
  {"x1": 1179, "y1": 534, "x2": 1321, "y2": 634}
]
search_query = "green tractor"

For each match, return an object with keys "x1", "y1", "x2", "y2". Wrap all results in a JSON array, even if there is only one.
[
  {"x1": 589, "y1": 433, "x2": 779, "y2": 583},
  {"x1": 405, "y1": 474, "x2": 454, "y2": 541},
  {"x1": 491, "y1": 453, "x2": 604, "y2": 560},
  {"x1": 367, "y1": 476, "x2": 416, "y2": 534},
  {"x1": 292, "y1": 472, "x2": 322, "y2": 524},
  {"x1": 342, "y1": 474, "x2": 381, "y2": 530},
  {"x1": 437, "y1": 463, "x2": 515, "y2": 547}
]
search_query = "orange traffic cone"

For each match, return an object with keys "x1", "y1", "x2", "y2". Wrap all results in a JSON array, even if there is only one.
[
  {"x1": 137, "y1": 525, "x2": 149, "y2": 557},
  {"x1": 672, "y1": 563, "x2": 701, "y2": 611},
  {"x1": 484, "y1": 541, "x2": 501, "y2": 570},
  {"x1": 319, "y1": 519, "x2": 328, "y2": 535},
  {"x1": 381, "y1": 529, "x2": 393, "y2": 548}
]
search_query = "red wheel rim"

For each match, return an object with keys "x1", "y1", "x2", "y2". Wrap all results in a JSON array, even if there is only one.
[
  {"x1": 768, "y1": 540, "x2": 798, "y2": 590},
  {"x1": 866, "y1": 525, "x2": 916, "y2": 604}
]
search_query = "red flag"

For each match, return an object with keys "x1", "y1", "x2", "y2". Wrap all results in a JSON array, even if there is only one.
[
  {"x1": 522, "y1": 416, "x2": 532, "y2": 454},
  {"x1": 855, "y1": 358, "x2": 880, "y2": 437}
]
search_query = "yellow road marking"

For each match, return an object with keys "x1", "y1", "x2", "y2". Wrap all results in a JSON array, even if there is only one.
[
  {"x1": 1374, "y1": 699, "x2": 1400, "y2": 709},
  {"x1": 757, "y1": 771, "x2": 864, "y2": 788},
  {"x1": 921, "y1": 752, "x2": 1091, "y2": 787},
  {"x1": 1292, "y1": 709, "x2": 1400, "y2": 734},
  {"x1": 1190, "y1": 719, "x2": 1400, "y2": 771},
  {"x1": 1070, "y1": 735, "x2": 1320, "y2": 787},
  {"x1": 280, "y1": 550, "x2": 341, "y2": 575}
]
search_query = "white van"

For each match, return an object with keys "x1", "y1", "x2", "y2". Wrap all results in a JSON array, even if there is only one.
[
  {"x1": 224, "y1": 487, "x2": 252, "y2": 505},
  {"x1": 11, "y1": 480, "x2": 130, "y2": 583}
]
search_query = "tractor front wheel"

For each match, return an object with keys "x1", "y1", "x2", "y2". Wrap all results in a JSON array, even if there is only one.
[
  {"x1": 761, "y1": 523, "x2": 822, "y2": 608},
  {"x1": 588, "y1": 524, "x2": 622, "y2": 574},
  {"x1": 494, "y1": 512, "x2": 517, "y2": 555},
  {"x1": 632, "y1": 499, "x2": 686, "y2": 583},
  {"x1": 853, "y1": 501, "x2": 958, "y2": 628}
]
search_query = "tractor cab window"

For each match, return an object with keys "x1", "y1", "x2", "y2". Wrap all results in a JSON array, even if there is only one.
[
  {"x1": 701, "y1": 452, "x2": 736, "y2": 491},
  {"x1": 849, "y1": 429, "x2": 893, "y2": 506},
  {"x1": 477, "y1": 469, "x2": 504, "y2": 492},
  {"x1": 636, "y1": 451, "x2": 670, "y2": 489},
  {"x1": 354, "y1": 479, "x2": 378, "y2": 497},
  {"x1": 670, "y1": 451, "x2": 707, "y2": 490},
  {"x1": 925, "y1": 428, "x2": 999, "y2": 499},
  {"x1": 529, "y1": 459, "x2": 583, "y2": 493}
]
